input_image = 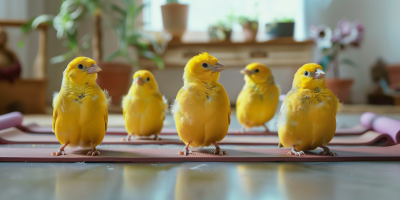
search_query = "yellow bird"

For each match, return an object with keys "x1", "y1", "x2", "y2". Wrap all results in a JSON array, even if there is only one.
[
  {"x1": 52, "y1": 57, "x2": 109, "y2": 156},
  {"x1": 122, "y1": 70, "x2": 167, "y2": 141},
  {"x1": 277, "y1": 63, "x2": 340, "y2": 156},
  {"x1": 172, "y1": 52, "x2": 231, "y2": 155},
  {"x1": 236, "y1": 63, "x2": 280, "y2": 132}
]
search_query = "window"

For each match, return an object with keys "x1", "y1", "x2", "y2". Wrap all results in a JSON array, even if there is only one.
[{"x1": 143, "y1": 0, "x2": 302, "y2": 33}]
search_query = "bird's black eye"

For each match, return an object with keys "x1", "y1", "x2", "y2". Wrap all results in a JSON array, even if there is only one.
[
  {"x1": 304, "y1": 71, "x2": 309, "y2": 76},
  {"x1": 254, "y1": 69, "x2": 260, "y2": 73},
  {"x1": 78, "y1": 64, "x2": 83, "y2": 69},
  {"x1": 202, "y1": 63, "x2": 208, "y2": 68},
  {"x1": 147, "y1": 77, "x2": 150, "y2": 81}
]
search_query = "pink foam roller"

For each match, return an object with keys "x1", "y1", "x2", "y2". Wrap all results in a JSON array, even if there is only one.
[
  {"x1": 360, "y1": 112, "x2": 400, "y2": 143},
  {"x1": 0, "y1": 112, "x2": 23, "y2": 130}
]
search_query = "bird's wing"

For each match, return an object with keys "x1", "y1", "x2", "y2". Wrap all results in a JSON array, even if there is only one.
[
  {"x1": 104, "y1": 107, "x2": 108, "y2": 132},
  {"x1": 52, "y1": 108, "x2": 57, "y2": 133},
  {"x1": 52, "y1": 91, "x2": 60, "y2": 133},
  {"x1": 228, "y1": 103, "x2": 231, "y2": 125}
]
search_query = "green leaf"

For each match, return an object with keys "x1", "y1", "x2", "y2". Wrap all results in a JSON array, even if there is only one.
[
  {"x1": 50, "y1": 51, "x2": 75, "y2": 64},
  {"x1": 319, "y1": 56, "x2": 331, "y2": 71},
  {"x1": 110, "y1": 4, "x2": 126, "y2": 17},
  {"x1": 139, "y1": 50, "x2": 164, "y2": 70},
  {"x1": 340, "y1": 58, "x2": 358, "y2": 68},
  {"x1": 18, "y1": 41, "x2": 24, "y2": 48},
  {"x1": 104, "y1": 50, "x2": 121, "y2": 61}
]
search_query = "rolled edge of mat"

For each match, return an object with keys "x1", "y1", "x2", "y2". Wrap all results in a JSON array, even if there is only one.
[{"x1": 0, "y1": 112, "x2": 23, "y2": 130}]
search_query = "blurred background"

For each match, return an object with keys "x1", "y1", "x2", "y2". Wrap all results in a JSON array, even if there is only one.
[{"x1": 1, "y1": 0, "x2": 400, "y2": 114}]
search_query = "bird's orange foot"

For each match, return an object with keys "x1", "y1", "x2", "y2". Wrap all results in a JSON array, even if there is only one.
[
  {"x1": 319, "y1": 150, "x2": 337, "y2": 156},
  {"x1": 178, "y1": 149, "x2": 192, "y2": 156},
  {"x1": 213, "y1": 149, "x2": 227, "y2": 156},
  {"x1": 51, "y1": 150, "x2": 65, "y2": 156},
  {"x1": 288, "y1": 147, "x2": 305, "y2": 156},
  {"x1": 151, "y1": 135, "x2": 161, "y2": 140},
  {"x1": 318, "y1": 145, "x2": 337, "y2": 156},
  {"x1": 87, "y1": 150, "x2": 100, "y2": 156},
  {"x1": 121, "y1": 135, "x2": 132, "y2": 141}
]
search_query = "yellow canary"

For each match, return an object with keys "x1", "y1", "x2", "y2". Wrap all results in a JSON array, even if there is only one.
[
  {"x1": 236, "y1": 63, "x2": 280, "y2": 132},
  {"x1": 172, "y1": 52, "x2": 231, "y2": 155},
  {"x1": 122, "y1": 70, "x2": 167, "y2": 141},
  {"x1": 52, "y1": 57, "x2": 109, "y2": 156},
  {"x1": 277, "y1": 63, "x2": 340, "y2": 156}
]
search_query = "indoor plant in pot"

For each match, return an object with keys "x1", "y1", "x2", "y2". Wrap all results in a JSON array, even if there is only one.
[
  {"x1": 22, "y1": 0, "x2": 164, "y2": 105},
  {"x1": 161, "y1": 0, "x2": 188, "y2": 42},
  {"x1": 265, "y1": 17, "x2": 295, "y2": 38},
  {"x1": 238, "y1": 15, "x2": 258, "y2": 42},
  {"x1": 310, "y1": 19, "x2": 364, "y2": 103}
]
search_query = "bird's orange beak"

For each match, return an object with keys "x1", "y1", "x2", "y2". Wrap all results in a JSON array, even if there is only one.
[
  {"x1": 135, "y1": 76, "x2": 144, "y2": 85},
  {"x1": 212, "y1": 62, "x2": 227, "y2": 73},
  {"x1": 240, "y1": 68, "x2": 252, "y2": 75},
  {"x1": 87, "y1": 64, "x2": 102, "y2": 74},
  {"x1": 313, "y1": 68, "x2": 325, "y2": 79}
]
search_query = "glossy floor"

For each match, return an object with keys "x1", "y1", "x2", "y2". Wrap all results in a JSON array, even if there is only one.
[
  {"x1": 0, "y1": 161, "x2": 399, "y2": 200},
  {"x1": 1, "y1": 113, "x2": 400, "y2": 200}
]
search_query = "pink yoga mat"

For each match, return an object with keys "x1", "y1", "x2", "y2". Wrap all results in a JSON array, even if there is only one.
[
  {"x1": 361, "y1": 112, "x2": 400, "y2": 143},
  {"x1": 0, "y1": 128, "x2": 395, "y2": 146},
  {"x1": 0, "y1": 112, "x2": 22, "y2": 130},
  {"x1": 0, "y1": 144, "x2": 399, "y2": 162},
  {"x1": 16, "y1": 123, "x2": 370, "y2": 136}
]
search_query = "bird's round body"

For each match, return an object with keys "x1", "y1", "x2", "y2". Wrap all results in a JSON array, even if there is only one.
[
  {"x1": 173, "y1": 52, "x2": 231, "y2": 151},
  {"x1": 277, "y1": 63, "x2": 340, "y2": 153},
  {"x1": 52, "y1": 57, "x2": 109, "y2": 155},
  {"x1": 236, "y1": 63, "x2": 280, "y2": 129},
  {"x1": 122, "y1": 70, "x2": 167, "y2": 138}
]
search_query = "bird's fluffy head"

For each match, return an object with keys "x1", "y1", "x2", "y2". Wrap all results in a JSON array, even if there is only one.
[
  {"x1": 183, "y1": 52, "x2": 226, "y2": 84},
  {"x1": 292, "y1": 63, "x2": 326, "y2": 89},
  {"x1": 241, "y1": 63, "x2": 274, "y2": 84},
  {"x1": 63, "y1": 57, "x2": 101, "y2": 86},
  {"x1": 131, "y1": 70, "x2": 159, "y2": 93}
]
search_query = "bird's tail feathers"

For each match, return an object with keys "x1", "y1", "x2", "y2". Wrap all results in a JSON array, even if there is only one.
[{"x1": 103, "y1": 89, "x2": 112, "y2": 106}]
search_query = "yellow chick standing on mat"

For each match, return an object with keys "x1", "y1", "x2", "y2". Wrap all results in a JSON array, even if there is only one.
[
  {"x1": 172, "y1": 52, "x2": 231, "y2": 155},
  {"x1": 277, "y1": 63, "x2": 340, "y2": 156},
  {"x1": 122, "y1": 70, "x2": 167, "y2": 141},
  {"x1": 236, "y1": 63, "x2": 280, "y2": 132},
  {"x1": 52, "y1": 57, "x2": 109, "y2": 156}
]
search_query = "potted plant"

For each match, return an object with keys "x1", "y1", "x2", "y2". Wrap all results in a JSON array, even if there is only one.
[
  {"x1": 238, "y1": 3, "x2": 259, "y2": 42},
  {"x1": 265, "y1": 17, "x2": 295, "y2": 38},
  {"x1": 21, "y1": 0, "x2": 164, "y2": 105},
  {"x1": 310, "y1": 19, "x2": 364, "y2": 103},
  {"x1": 238, "y1": 16, "x2": 258, "y2": 42},
  {"x1": 161, "y1": 0, "x2": 188, "y2": 42},
  {"x1": 208, "y1": 11, "x2": 235, "y2": 42}
]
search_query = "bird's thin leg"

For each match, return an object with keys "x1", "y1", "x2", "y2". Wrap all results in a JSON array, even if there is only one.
[
  {"x1": 287, "y1": 145, "x2": 305, "y2": 156},
  {"x1": 212, "y1": 142, "x2": 227, "y2": 155},
  {"x1": 121, "y1": 134, "x2": 132, "y2": 141},
  {"x1": 263, "y1": 124, "x2": 269, "y2": 132},
  {"x1": 178, "y1": 142, "x2": 192, "y2": 155},
  {"x1": 87, "y1": 143, "x2": 100, "y2": 156},
  {"x1": 51, "y1": 142, "x2": 69, "y2": 156},
  {"x1": 152, "y1": 134, "x2": 161, "y2": 141},
  {"x1": 319, "y1": 145, "x2": 337, "y2": 156}
]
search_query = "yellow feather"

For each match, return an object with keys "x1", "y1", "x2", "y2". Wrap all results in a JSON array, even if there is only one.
[
  {"x1": 277, "y1": 63, "x2": 340, "y2": 151},
  {"x1": 53, "y1": 57, "x2": 108, "y2": 150},
  {"x1": 173, "y1": 52, "x2": 231, "y2": 148},
  {"x1": 122, "y1": 70, "x2": 167, "y2": 137},
  {"x1": 236, "y1": 63, "x2": 280, "y2": 129}
]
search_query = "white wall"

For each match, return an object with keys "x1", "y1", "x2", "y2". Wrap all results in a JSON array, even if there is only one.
[
  {"x1": 304, "y1": 0, "x2": 400, "y2": 103},
  {"x1": 2, "y1": 0, "x2": 400, "y2": 104}
]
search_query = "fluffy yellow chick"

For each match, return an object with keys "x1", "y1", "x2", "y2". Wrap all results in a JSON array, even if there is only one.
[
  {"x1": 277, "y1": 63, "x2": 340, "y2": 156},
  {"x1": 52, "y1": 57, "x2": 109, "y2": 156},
  {"x1": 236, "y1": 63, "x2": 280, "y2": 132},
  {"x1": 122, "y1": 70, "x2": 167, "y2": 141},
  {"x1": 172, "y1": 52, "x2": 231, "y2": 155}
]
